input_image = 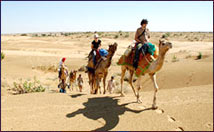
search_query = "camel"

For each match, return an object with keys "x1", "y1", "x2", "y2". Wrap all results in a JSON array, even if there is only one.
[
  {"x1": 119, "y1": 39, "x2": 172, "y2": 109},
  {"x1": 59, "y1": 64, "x2": 68, "y2": 93},
  {"x1": 87, "y1": 50, "x2": 98, "y2": 94},
  {"x1": 87, "y1": 43, "x2": 118, "y2": 94},
  {"x1": 68, "y1": 70, "x2": 77, "y2": 91}
]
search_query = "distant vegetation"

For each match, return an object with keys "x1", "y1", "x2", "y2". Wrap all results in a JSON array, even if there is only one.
[
  {"x1": 162, "y1": 32, "x2": 170, "y2": 39},
  {"x1": 16, "y1": 31, "x2": 212, "y2": 42},
  {"x1": 1, "y1": 52, "x2": 5, "y2": 61},
  {"x1": 114, "y1": 35, "x2": 119, "y2": 39},
  {"x1": 32, "y1": 64, "x2": 58, "y2": 73},
  {"x1": 21, "y1": 33, "x2": 27, "y2": 36}
]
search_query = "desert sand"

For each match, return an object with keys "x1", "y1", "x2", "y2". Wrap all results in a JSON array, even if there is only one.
[{"x1": 1, "y1": 32, "x2": 213, "y2": 131}]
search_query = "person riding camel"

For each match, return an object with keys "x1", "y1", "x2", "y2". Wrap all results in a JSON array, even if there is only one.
[
  {"x1": 90, "y1": 34, "x2": 101, "y2": 66},
  {"x1": 133, "y1": 19, "x2": 151, "y2": 69},
  {"x1": 58, "y1": 57, "x2": 68, "y2": 82}
]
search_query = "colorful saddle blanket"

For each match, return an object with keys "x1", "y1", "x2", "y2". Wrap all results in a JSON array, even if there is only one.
[{"x1": 117, "y1": 43, "x2": 157, "y2": 77}]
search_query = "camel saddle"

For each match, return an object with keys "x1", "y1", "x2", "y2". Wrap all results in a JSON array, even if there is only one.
[
  {"x1": 117, "y1": 46, "x2": 157, "y2": 77},
  {"x1": 86, "y1": 50, "x2": 102, "y2": 72}
]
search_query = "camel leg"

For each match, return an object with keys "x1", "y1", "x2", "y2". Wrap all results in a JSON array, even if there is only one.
[
  {"x1": 93, "y1": 76, "x2": 97, "y2": 94},
  {"x1": 88, "y1": 73, "x2": 93, "y2": 94},
  {"x1": 88, "y1": 73, "x2": 91, "y2": 93},
  {"x1": 98, "y1": 79, "x2": 101, "y2": 94},
  {"x1": 97, "y1": 80, "x2": 102, "y2": 94},
  {"x1": 103, "y1": 72, "x2": 108, "y2": 94},
  {"x1": 150, "y1": 73, "x2": 159, "y2": 109},
  {"x1": 71, "y1": 82, "x2": 73, "y2": 91},
  {"x1": 61, "y1": 79, "x2": 66, "y2": 93},
  {"x1": 129, "y1": 70, "x2": 137, "y2": 97},
  {"x1": 94, "y1": 78, "x2": 100, "y2": 94},
  {"x1": 120, "y1": 66, "x2": 126, "y2": 97},
  {"x1": 99, "y1": 79, "x2": 101, "y2": 94},
  {"x1": 136, "y1": 86, "x2": 142, "y2": 103},
  {"x1": 93, "y1": 76, "x2": 99, "y2": 94},
  {"x1": 99, "y1": 86, "x2": 101, "y2": 94},
  {"x1": 136, "y1": 76, "x2": 143, "y2": 103},
  {"x1": 68, "y1": 80, "x2": 72, "y2": 91}
]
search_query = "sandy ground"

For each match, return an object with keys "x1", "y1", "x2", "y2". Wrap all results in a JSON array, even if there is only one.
[{"x1": 1, "y1": 34, "x2": 213, "y2": 131}]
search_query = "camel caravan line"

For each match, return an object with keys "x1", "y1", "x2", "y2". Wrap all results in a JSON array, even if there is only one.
[{"x1": 58, "y1": 39, "x2": 172, "y2": 109}]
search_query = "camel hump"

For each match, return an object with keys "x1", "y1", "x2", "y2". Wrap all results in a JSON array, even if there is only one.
[{"x1": 153, "y1": 44, "x2": 159, "y2": 59}]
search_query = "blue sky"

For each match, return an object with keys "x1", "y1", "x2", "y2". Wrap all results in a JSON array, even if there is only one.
[{"x1": 1, "y1": 1, "x2": 213, "y2": 34}]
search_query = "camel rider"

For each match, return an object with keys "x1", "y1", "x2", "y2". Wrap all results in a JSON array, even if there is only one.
[
  {"x1": 133, "y1": 19, "x2": 151, "y2": 69},
  {"x1": 90, "y1": 34, "x2": 101, "y2": 66},
  {"x1": 58, "y1": 57, "x2": 68, "y2": 81}
]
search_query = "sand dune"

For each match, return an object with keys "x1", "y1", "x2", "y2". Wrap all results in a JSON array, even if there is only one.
[
  {"x1": 1, "y1": 33, "x2": 213, "y2": 131},
  {"x1": 1, "y1": 85, "x2": 212, "y2": 131}
]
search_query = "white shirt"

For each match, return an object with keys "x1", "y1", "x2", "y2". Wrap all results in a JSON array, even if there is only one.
[{"x1": 107, "y1": 80, "x2": 115, "y2": 90}]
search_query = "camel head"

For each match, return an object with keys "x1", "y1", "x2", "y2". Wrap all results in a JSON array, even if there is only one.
[
  {"x1": 108, "y1": 42, "x2": 118, "y2": 55},
  {"x1": 70, "y1": 70, "x2": 77, "y2": 76},
  {"x1": 159, "y1": 39, "x2": 172, "y2": 54},
  {"x1": 73, "y1": 70, "x2": 77, "y2": 75}
]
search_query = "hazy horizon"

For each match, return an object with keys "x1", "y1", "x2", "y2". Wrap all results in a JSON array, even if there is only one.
[{"x1": 1, "y1": 30, "x2": 213, "y2": 35}]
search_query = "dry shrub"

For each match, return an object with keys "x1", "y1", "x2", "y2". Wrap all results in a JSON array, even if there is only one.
[
  {"x1": 34, "y1": 65, "x2": 58, "y2": 72},
  {"x1": 11, "y1": 77, "x2": 45, "y2": 94}
]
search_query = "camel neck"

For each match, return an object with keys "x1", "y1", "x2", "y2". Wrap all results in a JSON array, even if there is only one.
[
  {"x1": 155, "y1": 50, "x2": 166, "y2": 71},
  {"x1": 105, "y1": 51, "x2": 115, "y2": 68}
]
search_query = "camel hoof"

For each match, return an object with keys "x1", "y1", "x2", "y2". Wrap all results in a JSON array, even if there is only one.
[
  {"x1": 152, "y1": 105, "x2": 158, "y2": 110},
  {"x1": 120, "y1": 93, "x2": 125, "y2": 97},
  {"x1": 137, "y1": 100, "x2": 142, "y2": 104},
  {"x1": 137, "y1": 97, "x2": 142, "y2": 103}
]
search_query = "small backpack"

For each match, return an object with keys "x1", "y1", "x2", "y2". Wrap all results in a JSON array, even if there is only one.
[{"x1": 99, "y1": 49, "x2": 108, "y2": 57}]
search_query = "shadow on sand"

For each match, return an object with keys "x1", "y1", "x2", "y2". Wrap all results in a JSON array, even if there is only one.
[
  {"x1": 70, "y1": 94, "x2": 86, "y2": 98},
  {"x1": 66, "y1": 96, "x2": 154, "y2": 131}
]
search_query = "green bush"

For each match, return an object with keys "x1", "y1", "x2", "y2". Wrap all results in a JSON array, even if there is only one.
[
  {"x1": 21, "y1": 34, "x2": 27, "y2": 36},
  {"x1": 1, "y1": 52, "x2": 5, "y2": 60},
  {"x1": 196, "y1": 52, "x2": 202, "y2": 60},
  {"x1": 32, "y1": 34, "x2": 38, "y2": 37},
  {"x1": 114, "y1": 35, "x2": 119, "y2": 39},
  {"x1": 162, "y1": 32, "x2": 170, "y2": 38},
  {"x1": 98, "y1": 32, "x2": 103, "y2": 37},
  {"x1": 194, "y1": 37, "x2": 199, "y2": 41},
  {"x1": 41, "y1": 34, "x2": 46, "y2": 37},
  {"x1": 119, "y1": 30, "x2": 123, "y2": 36},
  {"x1": 124, "y1": 33, "x2": 129, "y2": 38},
  {"x1": 166, "y1": 32, "x2": 170, "y2": 37},
  {"x1": 13, "y1": 77, "x2": 45, "y2": 94},
  {"x1": 172, "y1": 55, "x2": 179, "y2": 62},
  {"x1": 64, "y1": 33, "x2": 69, "y2": 36}
]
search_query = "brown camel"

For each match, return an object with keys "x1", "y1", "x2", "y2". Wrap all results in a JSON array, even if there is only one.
[
  {"x1": 119, "y1": 39, "x2": 172, "y2": 109},
  {"x1": 59, "y1": 64, "x2": 68, "y2": 92},
  {"x1": 87, "y1": 50, "x2": 98, "y2": 94},
  {"x1": 87, "y1": 43, "x2": 118, "y2": 94},
  {"x1": 93, "y1": 43, "x2": 118, "y2": 94},
  {"x1": 68, "y1": 70, "x2": 77, "y2": 91}
]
